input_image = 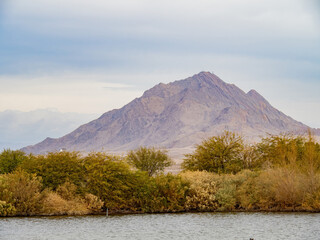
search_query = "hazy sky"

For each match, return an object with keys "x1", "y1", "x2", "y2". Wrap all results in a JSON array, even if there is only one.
[{"x1": 0, "y1": 0, "x2": 319, "y2": 127}]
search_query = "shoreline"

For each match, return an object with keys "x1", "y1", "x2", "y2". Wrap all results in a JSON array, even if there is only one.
[{"x1": 2, "y1": 208, "x2": 320, "y2": 218}]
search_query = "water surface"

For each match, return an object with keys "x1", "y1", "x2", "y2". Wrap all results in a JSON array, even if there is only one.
[{"x1": 1, "y1": 212, "x2": 319, "y2": 240}]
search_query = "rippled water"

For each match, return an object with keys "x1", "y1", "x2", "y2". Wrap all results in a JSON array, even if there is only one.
[{"x1": 1, "y1": 212, "x2": 319, "y2": 240}]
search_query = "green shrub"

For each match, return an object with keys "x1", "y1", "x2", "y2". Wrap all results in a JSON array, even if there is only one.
[
  {"x1": 151, "y1": 174, "x2": 188, "y2": 212},
  {"x1": 214, "y1": 170, "x2": 256, "y2": 211}
]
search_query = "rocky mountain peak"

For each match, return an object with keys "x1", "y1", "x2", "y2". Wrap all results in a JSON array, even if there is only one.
[
  {"x1": 178, "y1": 71, "x2": 227, "y2": 90},
  {"x1": 247, "y1": 89, "x2": 269, "y2": 103},
  {"x1": 22, "y1": 72, "x2": 313, "y2": 156}
]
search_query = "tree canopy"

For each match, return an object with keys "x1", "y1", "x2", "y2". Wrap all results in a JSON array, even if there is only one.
[
  {"x1": 0, "y1": 149, "x2": 28, "y2": 174},
  {"x1": 182, "y1": 131, "x2": 245, "y2": 174},
  {"x1": 127, "y1": 147, "x2": 172, "y2": 176}
]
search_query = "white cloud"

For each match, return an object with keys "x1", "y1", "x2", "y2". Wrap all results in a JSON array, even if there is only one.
[
  {"x1": 0, "y1": 0, "x2": 319, "y2": 129},
  {"x1": 4, "y1": 0, "x2": 319, "y2": 40}
]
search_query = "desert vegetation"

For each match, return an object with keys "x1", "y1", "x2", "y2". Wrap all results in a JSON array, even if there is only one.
[
  {"x1": 127, "y1": 147, "x2": 172, "y2": 176},
  {"x1": 1, "y1": 131, "x2": 320, "y2": 216}
]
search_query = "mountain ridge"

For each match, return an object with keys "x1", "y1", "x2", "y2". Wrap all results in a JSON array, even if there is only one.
[{"x1": 22, "y1": 72, "x2": 316, "y2": 155}]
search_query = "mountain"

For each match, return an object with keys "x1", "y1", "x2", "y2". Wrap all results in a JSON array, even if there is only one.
[
  {"x1": 22, "y1": 72, "x2": 315, "y2": 155},
  {"x1": 0, "y1": 109, "x2": 97, "y2": 150}
]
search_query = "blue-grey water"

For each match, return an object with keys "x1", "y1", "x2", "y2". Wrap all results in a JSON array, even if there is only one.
[{"x1": 0, "y1": 212, "x2": 319, "y2": 240}]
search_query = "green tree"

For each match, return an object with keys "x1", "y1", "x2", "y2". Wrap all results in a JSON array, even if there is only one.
[
  {"x1": 127, "y1": 147, "x2": 172, "y2": 176},
  {"x1": 83, "y1": 152, "x2": 134, "y2": 210},
  {"x1": 21, "y1": 151, "x2": 84, "y2": 190},
  {"x1": 302, "y1": 132, "x2": 320, "y2": 174},
  {"x1": 151, "y1": 174, "x2": 188, "y2": 212},
  {"x1": 0, "y1": 149, "x2": 27, "y2": 174},
  {"x1": 241, "y1": 145, "x2": 265, "y2": 170},
  {"x1": 256, "y1": 134, "x2": 305, "y2": 167},
  {"x1": 123, "y1": 170, "x2": 160, "y2": 212},
  {"x1": 182, "y1": 131, "x2": 244, "y2": 174}
]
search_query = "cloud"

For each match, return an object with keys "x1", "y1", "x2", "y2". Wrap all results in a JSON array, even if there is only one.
[
  {"x1": 27, "y1": 1, "x2": 320, "y2": 42},
  {"x1": 1, "y1": 0, "x2": 319, "y2": 69},
  {"x1": 1, "y1": 65, "x2": 319, "y2": 129},
  {"x1": 0, "y1": 109, "x2": 98, "y2": 150},
  {"x1": 0, "y1": 73, "x2": 144, "y2": 114},
  {"x1": 1, "y1": 0, "x2": 318, "y2": 81},
  {"x1": 0, "y1": 0, "x2": 319, "y2": 128},
  {"x1": 4, "y1": 0, "x2": 319, "y2": 43}
]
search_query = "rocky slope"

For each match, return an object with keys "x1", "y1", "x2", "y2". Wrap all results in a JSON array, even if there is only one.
[{"x1": 22, "y1": 72, "x2": 314, "y2": 155}]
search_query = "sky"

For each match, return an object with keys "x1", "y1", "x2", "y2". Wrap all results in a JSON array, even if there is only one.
[{"x1": 0, "y1": 0, "x2": 320, "y2": 128}]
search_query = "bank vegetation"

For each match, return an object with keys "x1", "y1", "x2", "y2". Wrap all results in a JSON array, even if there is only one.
[{"x1": 1, "y1": 131, "x2": 320, "y2": 216}]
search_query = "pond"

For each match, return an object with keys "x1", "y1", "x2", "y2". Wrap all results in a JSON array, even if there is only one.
[{"x1": 1, "y1": 212, "x2": 319, "y2": 240}]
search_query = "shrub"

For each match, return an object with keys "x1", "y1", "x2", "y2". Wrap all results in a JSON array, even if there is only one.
[
  {"x1": 0, "y1": 170, "x2": 44, "y2": 215},
  {"x1": 215, "y1": 180, "x2": 237, "y2": 211},
  {"x1": 56, "y1": 181, "x2": 78, "y2": 201},
  {"x1": 249, "y1": 168, "x2": 308, "y2": 210},
  {"x1": 151, "y1": 174, "x2": 188, "y2": 212},
  {"x1": 42, "y1": 182, "x2": 103, "y2": 215},
  {"x1": 56, "y1": 181, "x2": 104, "y2": 213},
  {"x1": 180, "y1": 171, "x2": 218, "y2": 211},
  {"x1": 83, "y1": 193, "x2": 104, "y2": 213},
  {"x1": 41, "y1": 191, "x2": 73, "y2": 215},
  {"x1": 237, "y1": 172, "x2": 260, "y2": 210},
  {"x1": 302, "y1": 190, "x2": 320, "y2": 211},
  {"x1": 211, "y1": 170, "x2": 256, "y2": 211},
  {"x1": 0, "y1": 200, "x2": 16, "y2": 216}
]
